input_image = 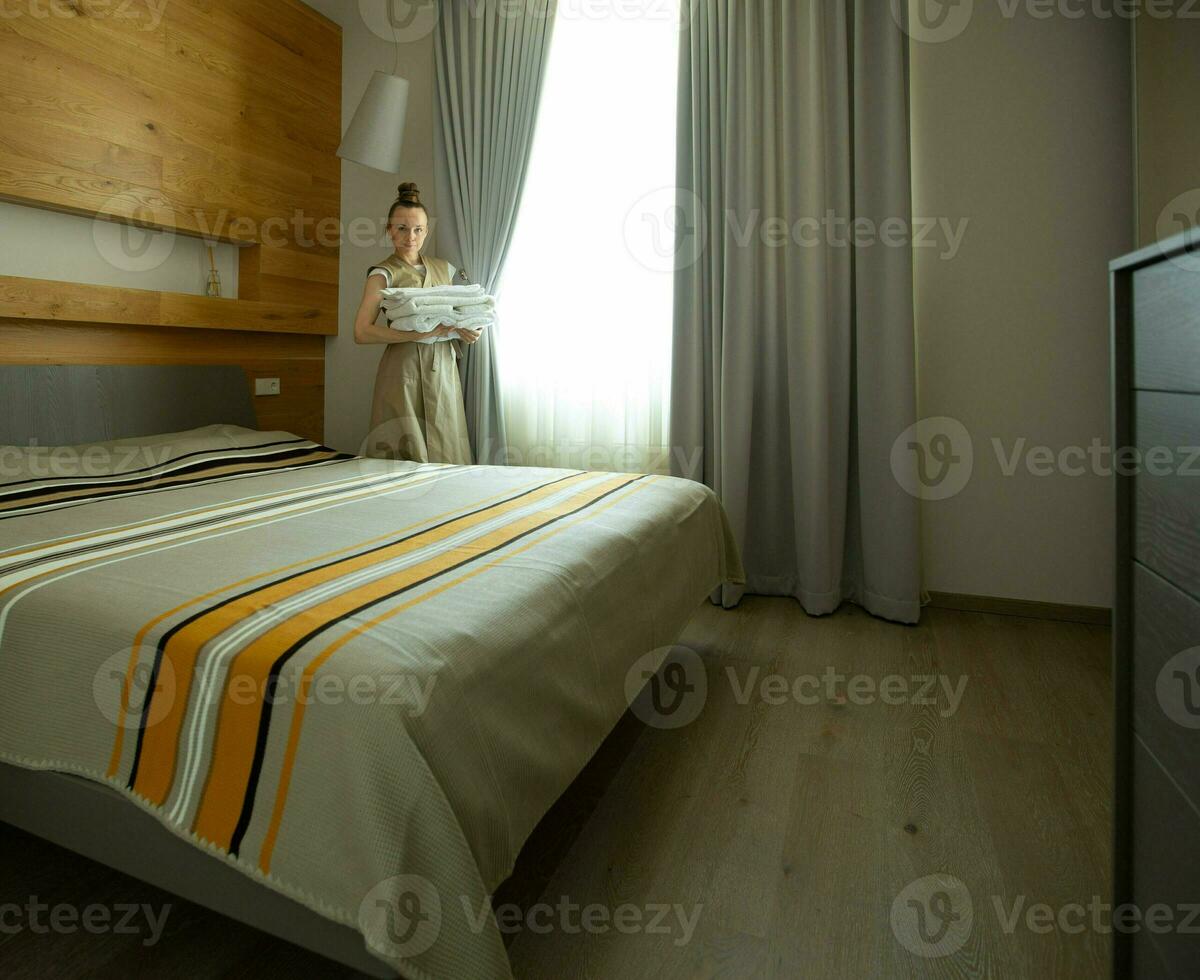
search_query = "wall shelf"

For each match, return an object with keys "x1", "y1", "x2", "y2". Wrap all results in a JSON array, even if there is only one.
[{"x1": 0, "y1": 274, "x2": 336, "y2": 337}]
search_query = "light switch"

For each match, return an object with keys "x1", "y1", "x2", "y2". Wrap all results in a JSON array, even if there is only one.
[{"x1": 255, "y1": 377, "x2": 281, "y2": 396}]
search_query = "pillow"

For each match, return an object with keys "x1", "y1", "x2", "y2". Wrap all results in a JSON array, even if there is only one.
[
  {"x1": 0, "y1": 427, "x2": 364, "y2": 529},
  {"x1": 0, "y1": 425, "x2": 326, "y2": 489}
]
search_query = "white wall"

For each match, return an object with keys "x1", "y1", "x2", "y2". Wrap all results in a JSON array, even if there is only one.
[
  {"x1": 910, "y1": 6, "x2": 1133, "y2": 607},
  {"x1": 302, "y1": 1, "x2": 1134, "y2": 608},
  {"x1": 298, "y1": 0, "x2": 440, "y2": 455},
  {"x1": 0, "y1": 200, "x2": 238, "y2": 297}
]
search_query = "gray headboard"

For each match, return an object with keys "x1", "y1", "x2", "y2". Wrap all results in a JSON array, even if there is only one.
[{"x1": 0, "y1": 365, "x2": 258, "y2": 447}]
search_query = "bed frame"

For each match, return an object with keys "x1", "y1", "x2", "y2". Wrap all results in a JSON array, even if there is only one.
[{"x1": 0, "y1": 365, "x2": 395, "y2": 977}]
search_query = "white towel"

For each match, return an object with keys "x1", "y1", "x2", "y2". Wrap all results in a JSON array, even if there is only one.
[
  {"x1": 453, "y1": 315, "x2": 493, "y2": 331},
  {"x1": 380, "y1": 284, "x2": 485, "y2": 306},
  {"x1": 453, "y1": 298, "x2": 496, "y2": 315},
  {"x1": 385, "y1": 308, "x2": 496, "y2": 330},
  {"x1": 381, "y1": 284, "x2": 496, "y2": 343},
  {"x1": 385, "y1": 309, "x2": 455, "y2": 330},
  {"x1": 386, "y1": 312, "x2": 490, "y2": 345}
]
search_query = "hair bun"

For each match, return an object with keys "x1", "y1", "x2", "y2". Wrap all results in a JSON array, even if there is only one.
[{"x1": 395, "y1": 182, "x2": 422, "y2": 204}]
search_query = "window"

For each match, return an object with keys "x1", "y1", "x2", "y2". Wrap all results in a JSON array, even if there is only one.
[{"x1": 498, "y1": 0, "x2": 679, "y2": 473}]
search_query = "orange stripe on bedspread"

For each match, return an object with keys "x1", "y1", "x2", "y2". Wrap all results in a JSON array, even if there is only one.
[
  {"x1": 105, "y1": 469, "x2": 528, "y2": 779},
  {"x1": 255, "y1": 475, "x2": 657, "y2": 872},
  {"x1": 129, "y1": 473, "x2": 593, "y2": 809}
]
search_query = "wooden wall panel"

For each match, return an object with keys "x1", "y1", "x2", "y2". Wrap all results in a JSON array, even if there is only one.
[
  {"x1": 0, "y1": 0, "x2": 342, "y2": 441},
  {"x1": 0, "y1": 276, "x2": 331, "y2": 336}
]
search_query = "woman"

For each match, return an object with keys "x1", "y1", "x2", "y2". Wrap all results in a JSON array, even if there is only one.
[{"x1": 355, "y1": 182, "x2": 480, "y2": 463}]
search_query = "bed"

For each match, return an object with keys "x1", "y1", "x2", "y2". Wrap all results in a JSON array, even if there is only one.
[{"x1": 0, "y1": 365, "x2": 742, "y2": 980}]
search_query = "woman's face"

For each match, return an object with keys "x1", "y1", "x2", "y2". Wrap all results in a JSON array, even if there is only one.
[{"x1": 388, "y1": 207, "x2": 428, "y2": 255}]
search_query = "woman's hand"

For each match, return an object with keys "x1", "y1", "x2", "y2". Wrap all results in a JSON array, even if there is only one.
[
  {"x1": 456, "y1": 327, "x2": 482, "y2": 345},
  {"x1": 434, "y1": 324, "x2": 458, "y2": 338}
]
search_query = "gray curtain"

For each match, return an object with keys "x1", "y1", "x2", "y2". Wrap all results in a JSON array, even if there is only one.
[
  {"x1": 672, "y1": 0, "x2": 922, "y2": 623},
  {"x1": 433, "y1": 0, "x2": 556, "y2": 465}
]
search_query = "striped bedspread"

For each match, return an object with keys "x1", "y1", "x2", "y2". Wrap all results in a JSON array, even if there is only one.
[{"x1": 0, "y1": 425, "x2": 742, "y2": 979}]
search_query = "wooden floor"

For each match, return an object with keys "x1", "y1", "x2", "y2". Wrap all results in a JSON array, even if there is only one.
[{"x1": 0, "y1": 598, "x2": 1112, "y2": 979}]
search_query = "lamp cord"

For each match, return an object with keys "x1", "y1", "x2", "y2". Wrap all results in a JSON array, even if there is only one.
[{"x1": 393, "y1": 8, "x2": 401, "y2": 74}]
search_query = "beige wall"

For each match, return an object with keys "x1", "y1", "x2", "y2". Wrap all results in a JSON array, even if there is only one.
[
  {"x1": 300, "y1": 0, "x2": 439, "y2": 454},
  {"x1": 910, "y1": 6, "x2": 1133, "y2": 607},
  {"x1": 1135, "y1": 7, "x2": 1200, "y2": 246}
]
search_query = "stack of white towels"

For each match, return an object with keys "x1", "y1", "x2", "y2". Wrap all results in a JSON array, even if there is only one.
[{"x1": 380, "y1": 284, "x2": 496, "y2": 344}]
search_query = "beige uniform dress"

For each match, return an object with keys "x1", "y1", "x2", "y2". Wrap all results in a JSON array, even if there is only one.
[{"x1": 365, "y1": 254, "x2": 474, "y2": 464}]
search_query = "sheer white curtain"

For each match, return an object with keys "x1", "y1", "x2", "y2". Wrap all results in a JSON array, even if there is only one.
[{"x1": 497, "y1": 1, "x2": 678, "y2": 473}]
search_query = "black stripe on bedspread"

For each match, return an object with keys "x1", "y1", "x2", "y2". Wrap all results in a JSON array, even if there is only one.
[
  {"x1": 124, "y1": 472, "x2": 584, "y2": 796},
  {"x1": 0, "y1": 470, "x2": 439, "y2": 578},
  {"x1": 0, "y1": 445, "x2": 357, "y2": 520},
  {"x1": 226, "y1": 473, "x2": 646, "y2": 856}
]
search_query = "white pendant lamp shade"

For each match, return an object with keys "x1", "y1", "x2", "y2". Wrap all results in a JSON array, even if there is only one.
[{"x1": 337, "y1": 72, "x2": 410, "y2": 173}]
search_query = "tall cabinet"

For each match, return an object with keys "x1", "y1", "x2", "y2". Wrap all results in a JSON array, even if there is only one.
[{"x1": 1111, "y1": 227, "x2": 1200, "y2": 978}]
